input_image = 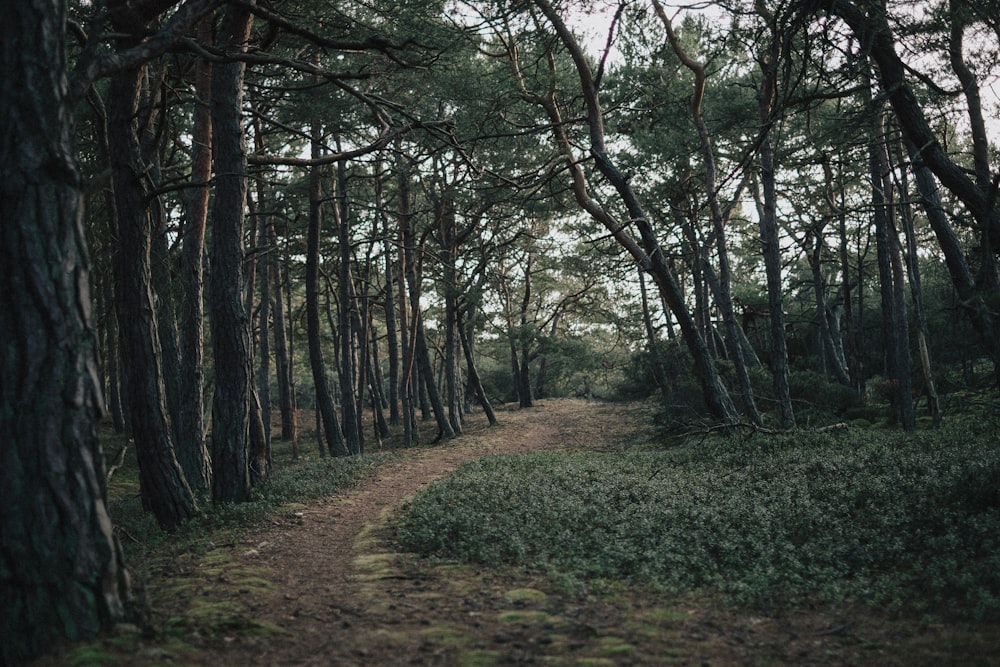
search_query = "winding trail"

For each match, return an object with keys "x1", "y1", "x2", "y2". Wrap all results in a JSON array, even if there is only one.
[
  {"x1": 193, "y1": 399, "x2": 643, "y2": 666},
  {"x1": 57, "y1": 398, "x2": 989, "y2": 666}
]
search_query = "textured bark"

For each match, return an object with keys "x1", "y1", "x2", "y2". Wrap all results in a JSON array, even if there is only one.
[
  {"x1": 108, "y1": 60, "x2": 198, "y2": 528},
  {"x1": 209, "y1": 2, "x2": 254, "y2": 502},
  {"x1": 271, "y1": 232, "x2": 297, "y2": 443},
  {"x1": 381, "y1": 166, "x2": 402, "y2": 426},
  {"x1": 437, "y1": 192, "x2": 465, "y2": 432},
  {"x1": 177, "y1": 18, "x2": 213, "y2": 494},
  {"x1": 0, "y1": 2, "x2": 138, "y2": 661},
  {"x1": 893, "y1": 131, "x2": 941, "y2": 425},
  {"x1": 396, "y1": 156, "x2": 419, "y2": 447}
]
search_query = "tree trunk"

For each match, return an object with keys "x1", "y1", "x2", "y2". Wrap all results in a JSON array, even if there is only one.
[
  {"x1": 892, "y1": 129, "x2": 941, "y2": 425},
  {"x1": 272, "y1": 232, "x2": 297, "y2": 444},
  {"x1": 396, "y1": 155, "x2": 419, "y2": 446},
  {"x1": 209, "y1": 3, "x2": 255, "y2": 501},
  {"x1": 109, "y1": 62, "x2": 198, "y2": 528},
  {"x1": 255, "y1": 191, "x2": 274, "y2": 458},
  {"x1": 306, "y1": 124, "x2": 346, "y2": 456},
  {"x1": 752, "y1": 18, "x2": 796, "y2": 429},
  {"x1": 868, "y1": 91, "x2": 915, "y2": 430},
  {"x1": 335, "y1": 158, "x2": 363, "y2": 454},
  {"x1": 638, "y1": 268, "x2": 670, "y2": 397},
  {"x1": 816, "y1": 0, "x2": 1000, "y2": 249},
  {"x1": 381, "y1": 165, "x2": 402, "y2": 426},
  {"x1": 438, "y1": 192, "x2": 465, "y2": 432},
  {"x1": 1, "y1": 5, "x2": 139, "y2": 659},
  {"x1": 177, "y1": 18, "x2": 213, "y2": 494},
  {"x1": 458, "y1": 307, "x2": 498, "y2": 425},
  {"x1": 659, "y1": 4, "x2": 762, "y2": 426}
]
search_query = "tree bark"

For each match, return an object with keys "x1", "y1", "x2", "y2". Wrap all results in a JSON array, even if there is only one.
[
  {"x1": 177, "y1": 17, "x2": 213, "y2": 495},
  {"x1": 753, "y1": 13, "x2": 796, "y2": 428},
  {"x1": 108, "y1": 60, "x2": 198, "y2": 528},
  {"x1": 396, "y1": 154, "x2": 419, "y2": 446},
  {"x1": 892, "y1": 128, "x2": 941, "y2": 425},
  {"x1": 1, "y1": 2, "x2": 139, "y2": 660},
  {"x1": 306, "y1": 124, "x2": 346, "y2": 456},
  {"x1": 335, "y1": 158, "x2": 363, "y2": 454},
  {"x1": 271, "y1": 229, "x2": 297, "y2": 444},
  {"x1": 209, "y1": 2, "x2": 255, "y2": 501}
]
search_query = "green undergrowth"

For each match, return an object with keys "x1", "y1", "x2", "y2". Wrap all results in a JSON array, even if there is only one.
[{"x1": 398, "y1": 423, "x2": 1000, "y2": 621}]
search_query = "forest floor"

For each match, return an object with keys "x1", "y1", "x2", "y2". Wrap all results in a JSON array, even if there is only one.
[{"x1": 38, "y1": 399, "x2": 1000, "y2": 666}]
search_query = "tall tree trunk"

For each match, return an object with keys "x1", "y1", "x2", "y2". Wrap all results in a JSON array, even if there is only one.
[
  {"x1": 438, "y1": 192, "x2": 464, "y2": 432},
  {"x1": 271, "y1": 229, "x2": 297, "y2": 444},
  {"x1": 109, "y1": 61, "x2": 198, "y2": 528},
  {"x1": 254, "y1": 197, "x2": 273, "y2": 459},
  {"x1": 335, "y1": 158, "x2": 363, "y2": 454},
  {"x1": 381, "y1": 163, "x2": 402, "y2": 426},
  {"x1": 458, "y1": 307, "x2": 498, "y2": 425},
  {"x1": 177, "y1": 18, "x2": 212, "y2": 494},
  {"x1": 517, "y1": 253, "x2": 534, "y2": 408},
  {"x1": 209, "y1": 3, "x2": 255, "y2": 501},
  {"x1": 868, "y1": 91, "x2": 916, "y2": 430},
  {"x1": 753, "y1": 14, "x2": 796, "y2": 429},
  {"x1": 396, "y1": 156, "x2": 419, "y2": 446},
  {"x1": 306, "y1": 124, "x2": 346, "y2": 456},
  {"x1": 1, "y1": 4, "x2": 139, "y2": 658},
  {"x1": 407, "y1": 250, "x2": 456, "y2": 440},
  {"x1": 892, "y1": 130, "x2": 941, "y2": 425}
]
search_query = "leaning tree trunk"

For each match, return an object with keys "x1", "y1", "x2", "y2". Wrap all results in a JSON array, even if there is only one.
[
  {"x1": 1, "y1": 3, "x2": 138, "y2": 661},
  {"x1": 209, "y1": 3, "x2": 255, "y2": 501},
  {"x1": 108, "y1": 62, "x2": 198, "y2": 529},
  {"x1": 530, "y1": 0, "x2": 738, "y2": 423},
  {"x1": 659, "y1": 4, "x2": 762, "y2": 426},
  {"x1": 893, "y1": 130, "x2": 941, "y2": 425}
]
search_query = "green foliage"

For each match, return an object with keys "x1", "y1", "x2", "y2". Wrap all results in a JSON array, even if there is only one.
[
  {"x1": 786, "y1": 370, "x2": 862, "y2": 422},
  {"x1": 398, "y1": 425, "x2": 1000, "y2": 620}
]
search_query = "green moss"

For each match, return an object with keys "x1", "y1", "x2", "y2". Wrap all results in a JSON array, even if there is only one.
[{"x1": 503, "y1": 587, "x2": 548, "y2": 603}]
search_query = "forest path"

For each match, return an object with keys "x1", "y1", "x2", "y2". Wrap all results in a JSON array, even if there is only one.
[{"x1": 191, "y1": 398, "x2": 660, "y2": 666}]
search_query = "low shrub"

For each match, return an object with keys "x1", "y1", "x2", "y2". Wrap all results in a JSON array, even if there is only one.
[{"x1": 398, "y1": 425, "x2": 1000, "y2": 620}]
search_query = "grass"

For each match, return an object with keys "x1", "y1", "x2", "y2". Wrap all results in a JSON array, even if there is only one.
[{"x1": 398, "y1": 419, "x2": 1000, "y2": 621}]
